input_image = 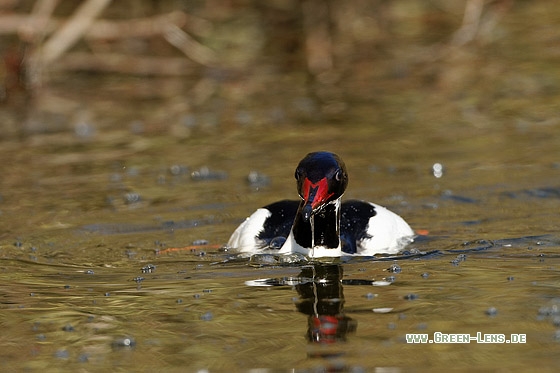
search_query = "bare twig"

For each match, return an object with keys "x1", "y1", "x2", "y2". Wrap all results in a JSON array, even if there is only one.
[
  {"x1": 36, "y1": 0, "x2": 112, "y2": 65},
  {"x1": 52, "y1": 52, "x2": 196, "y2": 76},
  {"x1": 2, "y1": 7, "x2": 216, "y2": 76},
  {"x1": 478, "y1": 0, "x2": 512, "y2": 42},
  {"x1": 19, "y1": 0, "x2": 59, "y2": 43},
  {"x1": 24, "y1": 0, "x2": 111, "y2": 87},
  {"x1": 451, "y1": 0, "x2": 485, "y2": 46},
  {"x1": 87, "y1": 11, "x2": 190, "y2": 40},
  {"x1": 450, "y1": 0, "x2": 512, "y2": 47},
  {"x1": 163, "y1": 23, "x2": 217, "y2": 66},
  {"x1": 0, "y1": 11, "x2": 209, "y2": 39}
]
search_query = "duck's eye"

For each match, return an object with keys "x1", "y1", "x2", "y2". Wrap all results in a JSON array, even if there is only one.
[{"x1": 335, "y1": 169, "x2": 344, "y2": 181}]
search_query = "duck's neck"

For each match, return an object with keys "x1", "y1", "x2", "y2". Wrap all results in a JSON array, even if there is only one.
[{"x1": 291, "y1": 198, "x2": 342, "y2": 257}]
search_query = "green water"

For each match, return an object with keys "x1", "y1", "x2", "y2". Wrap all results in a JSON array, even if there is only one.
[{"x1": 2, "y1": 1, "x2": 560, "y2": 371}]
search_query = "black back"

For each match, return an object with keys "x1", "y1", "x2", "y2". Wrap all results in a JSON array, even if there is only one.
[
  {"x1": 257, "y1": 199, "x2": 377, "y2": 254},
  {"x1": 257, "y1": 200, "x2": 299, "y2": 243},
  {"x1": 339, "y1": 200, "x2": 377, "y2": 254}
]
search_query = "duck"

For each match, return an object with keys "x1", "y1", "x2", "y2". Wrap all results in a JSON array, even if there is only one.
[{"x1": 228, "y1": 151, "x2": 414, "y2": 258}]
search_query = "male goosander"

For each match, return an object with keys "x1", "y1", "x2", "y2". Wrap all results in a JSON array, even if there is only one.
[{"x1": 228, "y1": 151, "x2": 414, "y2": 258}]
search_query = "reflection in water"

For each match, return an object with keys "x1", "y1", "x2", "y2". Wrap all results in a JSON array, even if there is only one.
[
  {"x1": 295, "y1": 264, "x2": 357, "y2": 344},
  {"x1": 246, "y1": 263, "x2": 360, "y2": 347}
]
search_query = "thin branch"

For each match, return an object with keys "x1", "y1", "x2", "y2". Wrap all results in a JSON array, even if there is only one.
[
  {"x1": 451, "y1": 0, "x2": 485, "y2": 46},
  {"x1": 18, "y1": 0, "x2": 59, "y2": 43},
  {"x1": 0, "y1": 10, "x2": 210, "y2": 39},
  {"x1": 51, "y1": 52, "x2": 196, "y2": 76},
  {"x1": 36, "y1": 0, "x2": 112, "y2": 65},
  {"x1": 163, "y1": 23, "x2": 217, "y2": 66}
]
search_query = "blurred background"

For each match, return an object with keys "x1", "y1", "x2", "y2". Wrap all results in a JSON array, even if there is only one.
[
  {"x1": 2, "y1": 0, "x2": 556, "y2": 137},
  {"x1": 0, "y1": 0, "x2": 559, "y2": 240}
]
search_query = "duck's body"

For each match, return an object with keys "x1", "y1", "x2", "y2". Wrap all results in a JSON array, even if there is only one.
[{"x1": 228, "y1": 152, "x2": 414, "y2": 258}]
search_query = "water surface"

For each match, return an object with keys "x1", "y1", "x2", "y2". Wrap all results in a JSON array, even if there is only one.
[{"x1": 2, "y1": 1, "x2": 560, "y2": 371}]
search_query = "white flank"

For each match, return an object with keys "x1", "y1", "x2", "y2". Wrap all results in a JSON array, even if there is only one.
[
  {"x1": 356, "y1": 202, "x2": 415, "y2": 255},
  {"x1": 227, "y1": 208, "x2": 271, "y2": 253}
]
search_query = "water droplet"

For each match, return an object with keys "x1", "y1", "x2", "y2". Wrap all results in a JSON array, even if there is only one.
[
  {"x1": 141, "y1": 264, "x2": 156, "y2": 273},
  {"x1": 302, "y1": 204, "x2": 312, "y2": 222},
  {"x1": 384, "y1": 276, "x2": 396, "y2": 283},
  {"x1": 62, "y1": 324, "x2": 75, "y2": 332},
  {"x1": 123, "y1": 193, "x2": 141, "y2": 204},
  {"x1": 169, "y1": 164, "x2": 189, "y2": 176},
  {"x1": 485, "y1": 307, "x2": 498, "y2": 316},
  {"x1": 269, "y1": 236, "x2": 286, "y2": 249},
  {"x1": 112, "y1": 337, "x2": 136, "y2": 348},
  {"x1": 191, "y1": 166, "x2": 227, "y2": 181},
  {"x1": 538, "y1": 305, "x2": 559, "y2": 316},
  {"x1": 387, "y1": 263, "x2": 401, "y2": 273},
  {"x1": 54, "y1": 349, "x2": 69, "y2": 359},
  {"x1": 74, "y1": 121, "x2": 95, "y2": 138},
  {"x1": 432, "y1": 163, "x2": 444, "y2": 178},
  {"x1": 200, "y1": 312, "x2": 213, "y2": 321},
  {"x1": 247, "y1": 171, "x2": 270, "y2": 189}
]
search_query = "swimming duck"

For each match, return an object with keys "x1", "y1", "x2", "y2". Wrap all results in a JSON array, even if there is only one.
[{"x1": 228, "y1": 151, "x2": 414, "y2": 257}]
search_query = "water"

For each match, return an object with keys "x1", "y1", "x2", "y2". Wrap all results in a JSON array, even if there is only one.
[
  {"x1": 2, "y1": 117, "x2": 560, "y2": 372},
  {"x1": 2, "y1": 1, "x2": 560, "y2": 371}
]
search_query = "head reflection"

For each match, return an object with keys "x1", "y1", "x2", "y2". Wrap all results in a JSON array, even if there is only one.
[{"x1": 295, "y1": 264, "x2": 356, "y2": 343}]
